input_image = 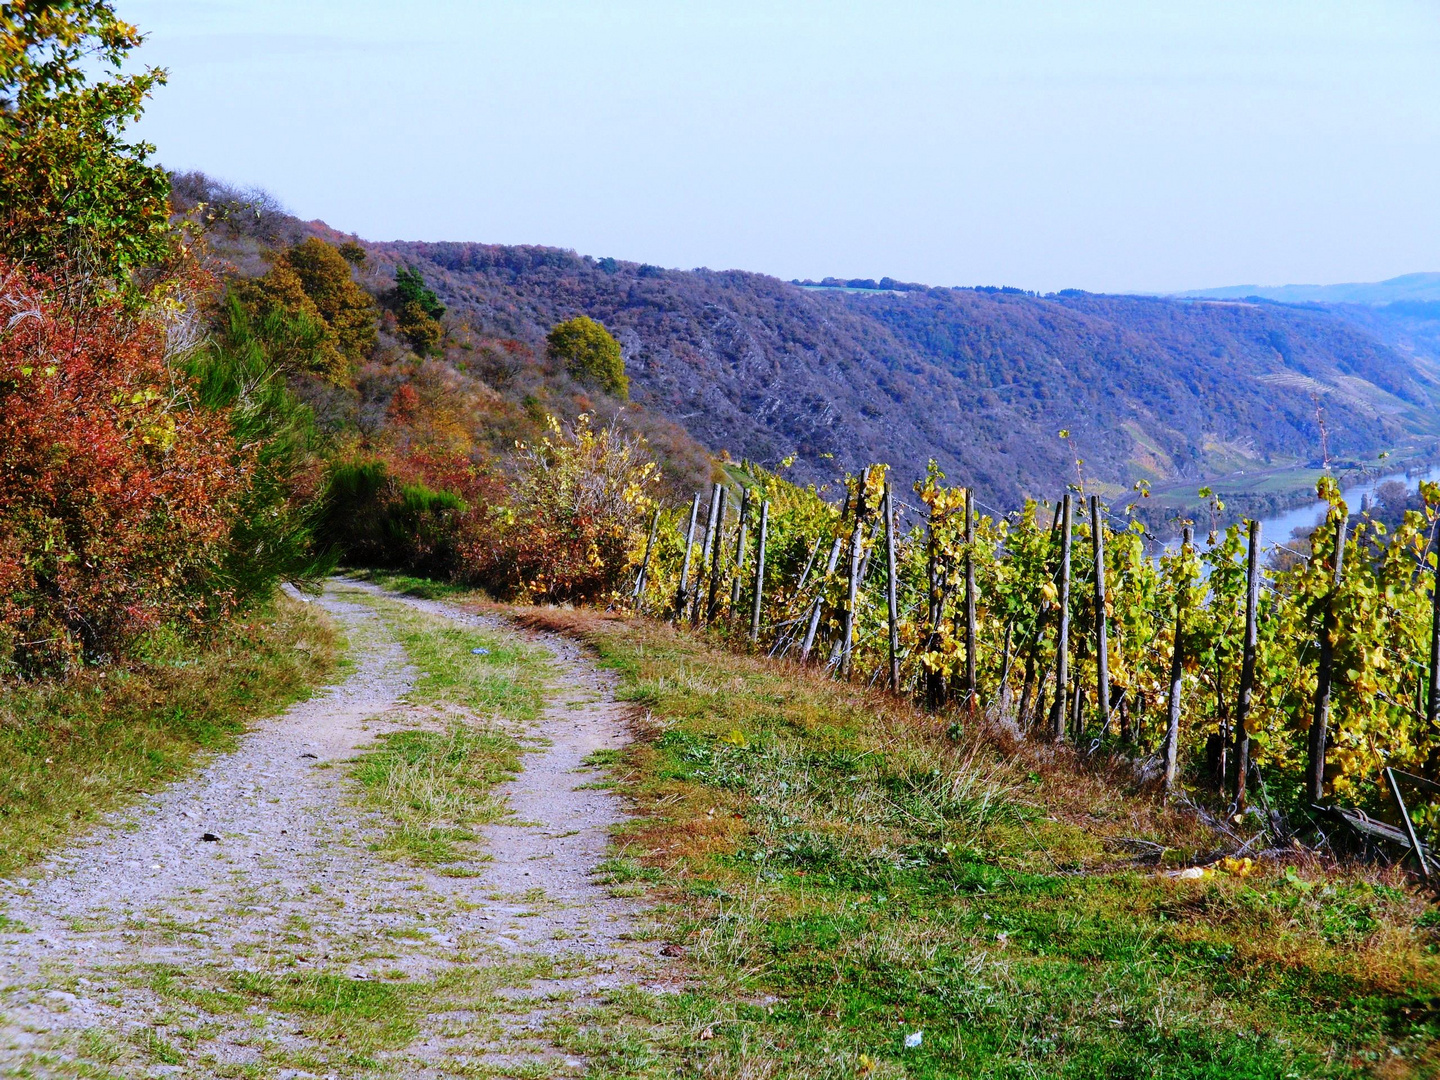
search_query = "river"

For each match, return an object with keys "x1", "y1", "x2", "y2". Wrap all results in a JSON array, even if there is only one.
[{"x1": 1162, "y1": 463, "x2": 1440, "y2": 556}]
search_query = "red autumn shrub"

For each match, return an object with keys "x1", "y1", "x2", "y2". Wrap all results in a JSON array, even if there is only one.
[{"x1": 0, "y1": 261, "x2": 242, "y2": 675}]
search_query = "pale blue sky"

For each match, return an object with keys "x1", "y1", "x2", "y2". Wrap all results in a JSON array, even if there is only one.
[{"x1": 121, "y1": 1, "x2": 1440, "y2": 294}]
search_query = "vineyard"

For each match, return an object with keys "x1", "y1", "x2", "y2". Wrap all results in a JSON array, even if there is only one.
[{"x1": 630, "y1": 461, "x2": 1440, "y2": 856}]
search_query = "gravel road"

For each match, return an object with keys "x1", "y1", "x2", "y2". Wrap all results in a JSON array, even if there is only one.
[{"x1": 0, "y1": 580, "x2": 661, "y2": 1078}]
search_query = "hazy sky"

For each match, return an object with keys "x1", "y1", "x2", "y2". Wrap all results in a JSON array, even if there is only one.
[{"x1": 121, "y1": 1, "x2": 1440, "y2": 294}]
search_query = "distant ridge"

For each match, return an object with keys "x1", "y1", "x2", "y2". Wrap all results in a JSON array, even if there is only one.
[
  {"x1": 1180, "y1": 272, "x2": 1440, "y2": 306},
  {"x1": 177, "y1": 169, "x2": 1440, "y2": 517},
  {"x1": 364, "y1": 239, "x2": 1440, "y2": 511}
]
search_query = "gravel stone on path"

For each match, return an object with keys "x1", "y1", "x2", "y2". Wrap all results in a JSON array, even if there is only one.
[{"x1": 0, "y1": 580, "x2": 665, "y2": 1078}]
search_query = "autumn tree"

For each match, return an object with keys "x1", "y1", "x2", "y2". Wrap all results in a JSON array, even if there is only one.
[
  {"x1": 278, "y1": 238, "x2": 376, "y2": 360},
  {"x1": 0, "y1": 0, "x2": 173, "y2": 278},
  {"x1": 337, "y1": 240, "x2": 366, "y2": 265},
  {"x1": 0, "y1": 260, "x2": 241, "y2": 675},
  {"x1": 233, "y1": 238, "x2": 376, "y2": 381},
  {"x1": 389, "y1": 265, "x2": 445, "y2": 355},
  {"x1": 547, "y1": 315, "x2": 628, "y2": 399}
]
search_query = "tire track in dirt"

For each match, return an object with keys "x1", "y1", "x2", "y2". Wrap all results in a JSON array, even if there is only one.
[{"x1": 0, "y1": 580, "x2": 663, "y2": 1078}]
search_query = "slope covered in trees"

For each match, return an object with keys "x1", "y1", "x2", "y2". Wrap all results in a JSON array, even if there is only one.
[{"x1": 355, "y1": 240, "x2": 1440, "y2": 509}]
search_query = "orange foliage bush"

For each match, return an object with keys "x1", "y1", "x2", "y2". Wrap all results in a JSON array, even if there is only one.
[
  {"x1": 460, "y1": 414, "x2": 657, "y2": 602},
  {"x1": 0, "y1": 261, "x2": 242, "y2": 674}
]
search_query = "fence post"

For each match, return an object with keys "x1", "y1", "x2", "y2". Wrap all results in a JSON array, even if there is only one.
[
  {"x1": 1428, "y1": 530, "x2": 1440, "y2": 729},
  {"x1": 749, "y1": 500, "x2": 769, "y2": 645},
  {"x1": 924, "y1": 503, "x2": 947, "y2": 708},
  {"x1": 840, "y1": 486, "x2": 867, "y2": 678},
  {"x1": 1163, "y1": 526, "x2": 1193, "y2": 794},
  {"x1": 632, "y1": 505, "x2": 661, "y2": 611},
  {"x1": 964, "y1": 488, "x2": 978, "y2": 708},
  {"x1": 1051, "y1": 493, "x2": 1073, "y2": 740},
  {"x1": 674, "y1": 492, "x2": 702, "y2": 619},
  {"x1": 1308, "y1": 513, "x2": 1348, "y2": 804},
  {"x1": 691, "y1": 483, "x2": 722, "y2": 624},
  {"x1": 801, "y1": 536, "x2": 844, "y2": 662},
  {"x1": 1233, "y1": 519, "x2": 1261, "y2": 809},
  {"x1": 1090, "y1": 495, "x2": 1110, "y2": 736},
  {"x1": 730, "y1": 487, "x2": 750, "y2": 617},
  {"x1": 998, "y1": 619, "x2": 1015, "y2": 717},
  {"x1": 1386, "y1": 767, "x2": 1431, "y2": 880},
  {"x1": 795, "y1": 537, "x2": 821, "y2": 594},
  {"x1": 705, "y1": 485, "x2": 729, "y2": 624},
  {"x1": 885, "y1": 484, "x2": 900, "y2": 691}
]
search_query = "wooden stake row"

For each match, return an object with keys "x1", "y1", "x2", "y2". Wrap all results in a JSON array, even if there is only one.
[{"x1": 649, "y1": 478, "x2": 1418, "y2": 809}]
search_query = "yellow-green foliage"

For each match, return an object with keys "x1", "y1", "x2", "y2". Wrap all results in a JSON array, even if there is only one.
[
  {"x1": 0, "y1": 1, "x2": 173, "y2": 278},
  {"x1": 547, "y1": 315, "x2": 628, "y2": 399},
  {"x1": 638, "y1": 459, "x2": 841, "y2": 625},
  {"x1": 640, "y1": 459, "x2": 1440, "y2": 820},
  {"x1": 234, "y1": 238, "x2": 376, "y2": 381},
  {"x1": 470, "y1": 413, "x2": 658, "y2": 602},
  {"x1": 281, "y1": 237, "x2": 378, "y2": 360}
]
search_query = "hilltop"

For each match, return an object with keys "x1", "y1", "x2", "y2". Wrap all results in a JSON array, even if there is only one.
[
  {"x1": 180, "y1": 173, "x2": 1440, "y2": 516},
  {"x1": 365, "y1": 240, "x2": 1440, "y2": 511},
  {"x1": 1181, "y1": 271, "x2": 1440, "y2": 306}
]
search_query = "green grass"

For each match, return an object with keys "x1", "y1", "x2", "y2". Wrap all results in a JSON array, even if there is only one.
[
  {"x1": 364, "y1": 591, "x2": 546, "y2": 719},
  {"x1": 341, "y1": 590, "x2": 550, "y2": 868},
  {"x1": 351, "y1": 727, "x2": 521, "y2": 866},
  {"x1": 521, "y1": 608, "x2": 1440, "y2": 1079},
  {"x1": 0, "y1": 594, "x2": 341, "y2": 876},
  {"x1": 229, "y1": 968, "x2": 419, "y2": 1051},
  {"x1": 347, "y1": 567, "x2": 485, "y2": 602},
  {"x1": 137, "y1": 955, "x2": 576, "y2": 1072}
]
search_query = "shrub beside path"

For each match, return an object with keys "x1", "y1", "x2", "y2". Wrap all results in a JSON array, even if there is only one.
[{"x1": 0, "y1": 580, "x2": 663, "y2": 1078}]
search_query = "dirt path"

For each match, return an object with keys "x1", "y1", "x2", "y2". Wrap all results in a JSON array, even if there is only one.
[{"x1": 0, "y1": 581, "x2": 661, "y2": 1078}]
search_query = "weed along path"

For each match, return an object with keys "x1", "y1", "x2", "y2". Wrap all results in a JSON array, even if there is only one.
[{"x1": 0, "y1": 580, "x2": 662, "y2": 1078}]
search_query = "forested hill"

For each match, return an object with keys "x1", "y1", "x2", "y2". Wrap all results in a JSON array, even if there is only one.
[{"x1": 363, "y1": 240, "x2": 1440, "y2": 506}]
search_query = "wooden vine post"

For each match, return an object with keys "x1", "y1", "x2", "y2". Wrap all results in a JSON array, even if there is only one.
[
  {"x1": 1090, "y1": 495, "x2": 1110, "y2": 735},
  {"x1": 750, "y1": 500, "x2": 769, "y2": 645},
  {"x1": 801, "y1": 536, "x2": 844, "y2": 662},
  {"x1": 632, "y1": 505, "x2": 661, "y2": 610},
  {"x1": 884, "y1": 484, "x2": 900, "y2": 691},
  {"x1": 1162, "y1": 526, "x2": 1193, "y2": 795},
  {"x1": 1428, "y1": 527, "x2": 1440, "y2": 729},
  {"x1": 794, "y1": 538, "x2": 821, "y2": 594},
  {"x1": 924, "y1": 501, "x2": 946, "y2": 708},
  {"x1": 964, "y1": 487, "x2": 978, "y2": 707},
  {"x1": 705, "y1": 485, "x2": 729, "y2": 624},
  {"x1": 1051, "y1": 493, "x2": 1073, "y2": 739},
  {"x1": 730, "y1": 487, "x2": 750, "y2": 617},
  {"x1": 691, "y1": 483, "x2": 722, "y2": 624},
  {"x1": 1308, "y1": 513, "x2": 1348, "y2": 804},
  {"x1": 840, "y1": 484, "x2": 867, "y2": 678},
  {"x1": 1232, "y1": 519, "x2": 1262, "y2": 809},
  {"x1": 674, "y1": 492, "x2": 702, "y2": 619}
]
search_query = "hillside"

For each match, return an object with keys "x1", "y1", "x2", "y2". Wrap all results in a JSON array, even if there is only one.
[
  {"x1": 1182, "y1": 271, "x2": 1440, "y2": 306},
  {"x1": 1181, "y1": 275, "x2": 1440, "y2": 452},
  {"x1": 360, "y1": 240, "x2": 1440, "y2": 508},
  {"x1": 178, "y1": 171, "x2": 1440, "y2": 515}
]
